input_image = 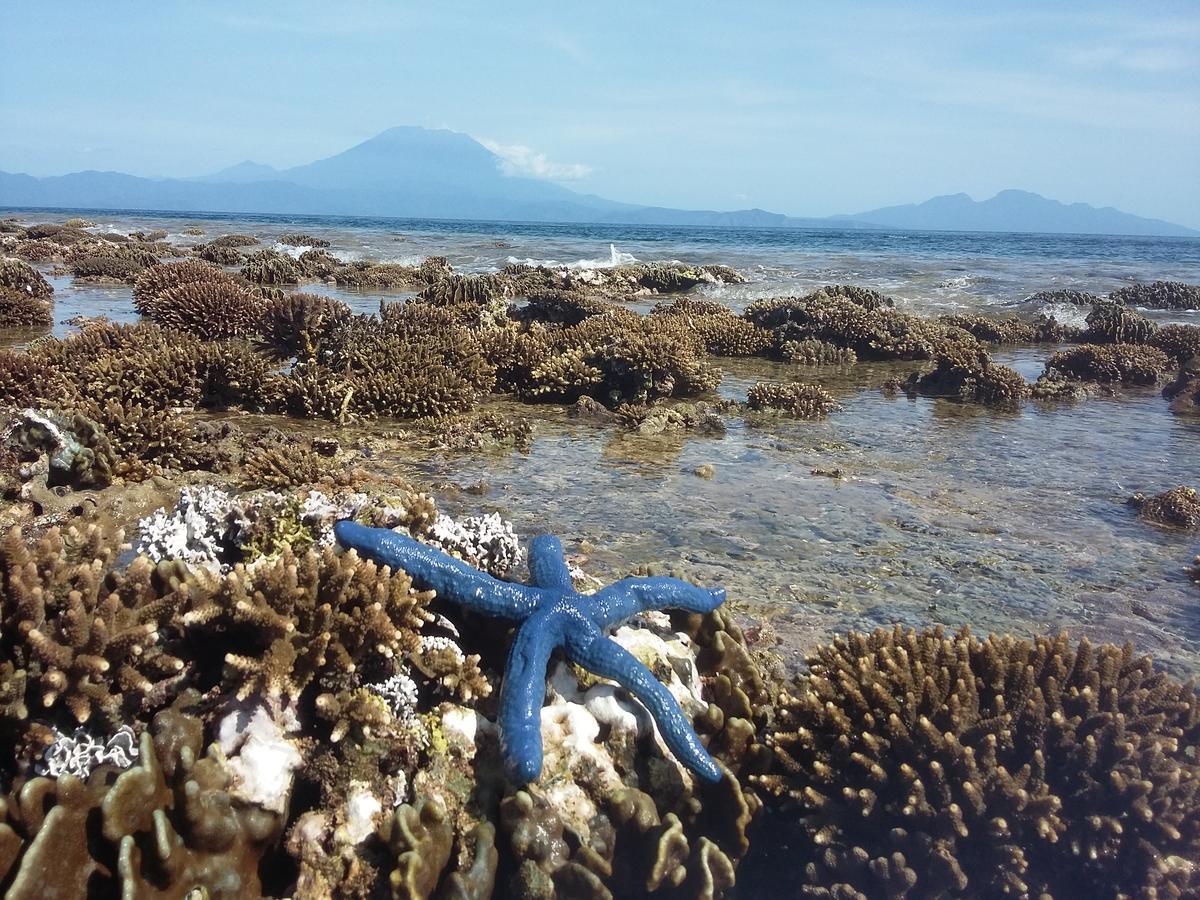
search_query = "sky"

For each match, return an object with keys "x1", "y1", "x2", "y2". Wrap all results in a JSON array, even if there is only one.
[{"x1": 1, "y1": 2, "x2": 1198, "y2": 227}]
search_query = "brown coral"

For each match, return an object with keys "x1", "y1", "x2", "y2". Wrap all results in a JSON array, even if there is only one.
[
  {"x1": 746, "y1": 381, "x2": 838, "y2": 419},
  {"x1": 1110, "y1": 280, "x2": 1200, "y2": 310},
  {"x1": 279, "y1": 233, "x2": 331, "y2": 248},
  {"x1": 1044, "y1": 343, "x2": 1174, "y2": 385},
  {"x1": 1082, "y1": 300, "x2": 1156, "y2": 344},
  {"x1": 142, "y1": 279, "x2": 268, "y2": 340},
  {"x1": 751, "y1": 626, "x2": 1200, "y2": 899},
  {"x1": 133, "y1": 259, "x2": 231, "y2": 311},
  {"x1": 260, "y1": 292, "x2": 350, "y2": 359},
  {"x1": 1149, "y1": 323, "x2": 1200, "y2": 363},
  {"x1": 241, "y1": 249, "x2": 302, "y2": 285},
  {"x1": 907, "y1": 343, "x2": 1030, "y2": 406},
  {"x1": 0, "y1": 286, "x2": 51, "y2": 328},
  {"x1": 0, "y1": 258, "x2": 54, "y2": 300},
  {"x1": 939, "y1": 314, "x2": 1036, "y2": 344},
  {"x1": 1129, "y1": 486, "x2": 1200, "y2": 529}
]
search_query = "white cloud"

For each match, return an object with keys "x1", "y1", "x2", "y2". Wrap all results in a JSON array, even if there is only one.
[{"x1": 478, "y1": 139, "x2": 593, "y2": 180}]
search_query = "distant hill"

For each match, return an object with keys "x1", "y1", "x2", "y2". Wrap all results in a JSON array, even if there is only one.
[
  {"x1": 1, "y1": 127, "x2": 1195, "y2": 236},
  {"x1": 844, "y1": 189, "x2": 1197, "y2": 237}
]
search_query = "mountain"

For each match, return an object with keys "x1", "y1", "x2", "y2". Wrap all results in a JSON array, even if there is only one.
[
  {"x1": 846, "y1": 189, "x2": 1197, "y2": 237},
  {"x1": 1, "y1": 128, "x2": 1195, "y2": 235}
]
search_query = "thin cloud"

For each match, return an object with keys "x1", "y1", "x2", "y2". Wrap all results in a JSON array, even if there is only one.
[{"x1": 479, "y1": 139, "x2": 593, "y2": 180}]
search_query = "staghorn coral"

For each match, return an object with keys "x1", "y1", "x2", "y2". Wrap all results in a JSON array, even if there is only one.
[
  {"x1": 1044, "y1": 343, "x2": 1174, "y2": 385},
  {"x1": 809, "y1": 284, "x2": 894, "y2": 311},
  {"x1": 1109, "y1": 280, "x2": 1200, "y2": 310},
  {"x1": 1149, "y1": 323, "x2": 1200, "y2": 363},
  {"x1": 0, "y1": 258, "x2": 53, "y2": 301},
  {"x1": 906, "y1": 343, "x2": 1031, "y2": 407},
  {"x1": 12, "y1": 239, "x2": 60, "y2": 262},
  {"x1": 746, "y1": 381, "x2": 838, "y2": 419},
  {"x1": 142, "y1": 278, "x2": 268, "y2": 340},
  {"x1": 751, "y1": 626, "x2": 1200, "y2": 899},
  {"x1": 241, "y1": 249, "x2": 303, "y2": 285},
  {"x1": 280, "y1": 233, "x2": 331, "y2": 248},
  {"x1": 133, "y1": 259, "x2": 231, "y2": 310},
  {"x1": 1082, "y1": 300, "x2": 1156, "y2": 344},
  {"x1": 240, "y1": 443, "x2": 352, "y2": 490},
  {"x1": 1128, "y1": 486, "x2": 1200, "y2": 529}
]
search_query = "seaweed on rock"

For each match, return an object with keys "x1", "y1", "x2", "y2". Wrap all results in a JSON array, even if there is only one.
[
  {"x1": 1044, "y1": 343, "x2": 1174, "y2": 385},
  {"x1": 751, "y1": 626, "x2": 1200, "y2": 899}
]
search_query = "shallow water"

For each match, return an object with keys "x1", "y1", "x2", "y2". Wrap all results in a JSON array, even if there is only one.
[{"x1": 4, "y1": 210, "x2": 1199, "y2": 675}]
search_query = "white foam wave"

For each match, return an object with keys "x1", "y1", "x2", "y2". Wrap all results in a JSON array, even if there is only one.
[{"x1": 505, "y1": 243, "x2": 638, "y2": 271}]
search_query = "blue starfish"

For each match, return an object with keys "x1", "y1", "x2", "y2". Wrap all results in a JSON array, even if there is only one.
[{"x1": 334, "y1": 521, "x2": 727, "y2": 784}]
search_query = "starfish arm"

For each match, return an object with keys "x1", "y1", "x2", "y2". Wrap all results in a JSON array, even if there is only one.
[
  {"x1": 334, "y1": 521, "x2": 541, "y2": 619},
  {"x1": 528, "y1": 535, "x2": 574, "y2": 591},
  {"x1": 498, "y1": 611, "x2": 561, "y2": 784},
  {"x1": 565, "y1": 620, "x2": 723, "y2": 783},
  {"x1": 592, "y1": 577, "x2": 726, "y2": 629}
]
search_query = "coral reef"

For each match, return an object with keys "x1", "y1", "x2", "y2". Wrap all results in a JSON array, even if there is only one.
[
  {"x1": 1110, "y1": 280, "x2": 1200, "y2": 310},
  {"x1": 1149, "y1": 323, "x2": 1200, "y2": 363},
  {"x1": 279, "y1": 233, "x2": 331, "y2": 248},
  {"x1": 0, "y1": 286, "x2": 51, "y2": 328},
  {"x1": 938, "y1": 314, "x2": 1037, "y2": 344},
  {"x1": 336, "y1": 523, "x2": 726, "y2": 784},
  {"x1": 746, "y1": 381, "x2": 838, "y2": 419},
  {"x1": 751, "y1": 626, "x2": 1200, "y2": 899},
  {"x1": 259, "y1": 292, "x2": 350, "y2": 359},
  {"x1": 1044, "y1": 343, "x2": 1174, "y2": 385},
  {"x1": 1027, "y1": 288, "x2": 1101, "y2": 306},
  {"x1": 1082, "y1": 300, "x2": 1156, "y2": 344},
  {"x1": 1129, "y1": 486, "x2": 1200, "y2": 529},
  {"x1": 241, "y1": 249, "x2": 303, "y2": 285},
  {"x1": 423, "y1": 411, "x2": 534, "y2": 453},
  {"x1": 0, "y1": 258, "x2": 53, "y2": 301},
  {"x1": 906, "y1": 343, "x2": 1031, "y2": 406}
]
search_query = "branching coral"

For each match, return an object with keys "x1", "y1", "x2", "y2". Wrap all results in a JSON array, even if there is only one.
[
  {"x1": 907, "y1": 343, "x2": 1030, "y2": 406},
  {"x1": 0, "y1": 258, "x2": 54, "y2": 300},
  {"x1": 241, "y1": 249, "x2": 303, "y2": 285},
  {"x1": 0, "y1": 351, "x2": 65, "y2": 405},
  {"x1": 1110, "y1": 280, "x2": 1200, "y2": 310},
  {"x1": 0, "y1": 286, "x2": 51, "y2": 328},
  {"x1": 1129, "y1": 486, "x2": 1200, "y2": 529},
  {"x1": 1149, "y1": 323, "x2": 1200, "y2": 363},
  {"x1": 752, "y1": 626, "x2": 1200, "y2": 899},
  {"x1": 1082, "y1": 300, "x2": 1156, "y2": 344},
  {"x1": 140, "y1": 279, "x2": 268, "y2": 340},
  {"x1": 1044, "y1": 343, "x2": 1174, "y2": 385},
  {"x1": 133, "y1": 259, "x2": 231, "y2": 312},
  {"x1": 746, "y1": 381, "x2": 838, "y2": 419}
]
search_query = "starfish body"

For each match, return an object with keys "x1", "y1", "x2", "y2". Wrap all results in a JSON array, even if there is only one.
[{"x1": 334, "y1": 520, "x2": 726, "y2": 784}]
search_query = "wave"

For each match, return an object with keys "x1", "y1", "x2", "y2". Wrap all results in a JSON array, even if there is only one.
[{"x1": 506, "y1": 243, "x2": 638, "y2": 270}]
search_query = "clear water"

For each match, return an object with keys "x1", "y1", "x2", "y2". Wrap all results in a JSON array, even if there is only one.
[{"x1": 4, "y1": 209, "x2": 1199, "y2": 675}]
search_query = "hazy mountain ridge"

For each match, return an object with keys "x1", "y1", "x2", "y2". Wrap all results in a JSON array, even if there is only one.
[{"x1": 1, "y1": 127, "x2": 1195, "y2": 235}]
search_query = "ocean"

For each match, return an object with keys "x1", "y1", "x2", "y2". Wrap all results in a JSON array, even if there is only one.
[{"x1": 7, "y1": 207, "x2": 1200, "y2": 675}]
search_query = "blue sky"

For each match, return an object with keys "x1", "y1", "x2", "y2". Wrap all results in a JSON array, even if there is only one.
[{"x1": 2, "y1": 2, "x2": 1197, "y2": 226}]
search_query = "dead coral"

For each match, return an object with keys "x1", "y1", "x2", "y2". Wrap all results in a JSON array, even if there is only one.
[
  {"x1": 776, "y1": 339, "x2": 857, "y2": 365},
  {"x1": 1082, "y1": 300, "x2": 1156, "y2": 344},
  {"x1": 752, "y1": 626, "x2": 1200, "y2": 899},
  {"x1": 0, "y1": 286, "x2": 51, "y2": 328},
  {"x1": 1129, "y1": 486, "x2": 1200, "y2": 529},
  {"x1": 0, "y1": 258, "x2": 53, "y2": 301},
  {"x1": 746, "y1": 381, "x2": 838, "y2": 419},
  {"x1": 1110, "y1": 280, "x2": 1200, "y2": 310},
  {"x1": 1044, "y1": 343, "x2": 1174, "y2": 385},
  {"x1": 241, "y1": 249, "x2": 302, "y2": 285},
  {"x1": 422, "y1": 411, "x2": 534, "y2": 452}
]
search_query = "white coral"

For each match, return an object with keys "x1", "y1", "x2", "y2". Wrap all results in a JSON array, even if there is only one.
[
  {"x1": 426, "y1": 511, "x2": 522, "y2": 577},
  {"x1": 137, "y1": 485, "x2": 238, "y2": 571},
  {"x1": 366, "y1": 670, "x2": 420, "y2": 725},
  {"x1": 39, "y1": 725, "x2": 139, "y2": 779}
]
